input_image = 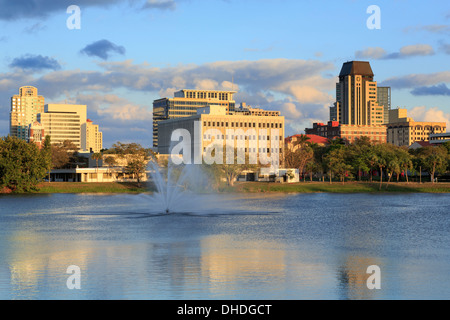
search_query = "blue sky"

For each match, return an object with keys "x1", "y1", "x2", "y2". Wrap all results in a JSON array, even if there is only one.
[{"x1": 0, "y1": 0, "x2": 449, "y2": 148}]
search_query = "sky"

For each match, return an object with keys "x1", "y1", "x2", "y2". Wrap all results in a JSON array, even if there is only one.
[{"x1": 0, "y1": 0, "x2": 449, "y2": 148}]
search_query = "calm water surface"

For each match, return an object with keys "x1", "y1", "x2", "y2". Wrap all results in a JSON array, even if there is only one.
[{"x1": 0, "y1": 192, "x2": 449, "y2": 300}]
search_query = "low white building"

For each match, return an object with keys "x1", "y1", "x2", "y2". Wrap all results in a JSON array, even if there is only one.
[{"x1": 49, "y1": 167, "x2": 149, "y2": 183}]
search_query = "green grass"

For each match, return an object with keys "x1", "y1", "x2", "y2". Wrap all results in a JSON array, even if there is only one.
[
  {"x1": 36, "y1": 182, "x2": 149, "y2": 194},
  {"x1": 4, "y1": 180, "x2": 447, "y2": 195},
  {"x1": 235, "y1": 181, "x2": 450, "y2": 194}
]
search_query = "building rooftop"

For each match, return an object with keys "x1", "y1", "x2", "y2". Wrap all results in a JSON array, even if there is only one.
[{"x1": 339, "y1": 61, "x2": 374, "y2": 77}]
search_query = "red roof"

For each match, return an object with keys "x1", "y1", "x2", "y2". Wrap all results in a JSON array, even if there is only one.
[
  {"x1": 285, "y1": 134, "x2": 329, "y2": 145},
  {"x1": 414, "y1": 141, "x2": 432, "y2": 147}
]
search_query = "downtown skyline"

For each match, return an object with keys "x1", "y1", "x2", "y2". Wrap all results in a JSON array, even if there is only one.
[{"x1": 0, "y1": 0, "x2": 449, "y2": 148}]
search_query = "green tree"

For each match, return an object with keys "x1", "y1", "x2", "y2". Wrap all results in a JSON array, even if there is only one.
[
  {"x1": 416, "y1": 145, "x2": 448, "y2": 183},
  {"x1": 111, "y1": 142, "x2": 153, "y2": 187},
  {"x1": 0, "y1": 136, "x2": 48, "y2": 193},
  {"x1": 42, "y1": 135, "x2": 52, "y2": 182},
  {"x1": 323, "y1": 147, "x2": 353, "y2": 184}
]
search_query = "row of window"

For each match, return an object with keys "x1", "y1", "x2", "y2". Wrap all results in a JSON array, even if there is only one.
[
  {"x1": 204, "y1": 134, "x2": 283, "y2": 141},
  {"x1": 203, "y1": 121, "x2": 283, "y2": 129}
]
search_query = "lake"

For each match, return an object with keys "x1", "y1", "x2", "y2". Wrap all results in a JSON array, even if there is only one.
[{"x1": 0, "y1": 192, "x2": 449, "y2": 300}]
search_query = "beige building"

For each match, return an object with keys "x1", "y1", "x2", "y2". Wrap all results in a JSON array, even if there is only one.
[
  {"x1": 38, "y1": 104, "x2": 87, "y2": 150},
  {"x1": 10, "y1": 86, "x2": 45, "y2": 140},
  {"x1": 326, "y1": 61, "x2": 387, "y2": 143},
  {"x1": 81, "y1": 119, "x2": 103, "y2": 153},
  {"x1": 330, "y1": 61, "x2": 384, "y2": 126},
  {"x1": 305, "y1": 121, "x2": 387, "y2": 144},
  {"x1": 339, "y1": 124, "x2": 387, "y2": 144},
  {"x1": 387, "y1": 108, "x2": 447, "y2": 146},
  {"x1": 153, "y1": 89, "x2": 238, "y2": 147},
  {"x1": 157, "y1": 105, "x2": 285, "y2": 166}
]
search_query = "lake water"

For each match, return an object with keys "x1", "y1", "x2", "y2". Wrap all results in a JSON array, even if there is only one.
[{"x1": 0, "y1": 192, "x2": 449, "y2": 300}]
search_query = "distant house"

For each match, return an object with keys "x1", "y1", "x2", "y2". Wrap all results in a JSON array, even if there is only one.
[
  {"x1": 408, "y1": 141, "x2": 432, "y2": 150},
  {"x1": 285, "y1": 134, "x2": 329, "y2": 151}
]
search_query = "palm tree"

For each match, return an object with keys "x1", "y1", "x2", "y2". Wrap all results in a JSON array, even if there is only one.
[{"x1": 91, "y1": 153, "x2": 103, "y2": 182}]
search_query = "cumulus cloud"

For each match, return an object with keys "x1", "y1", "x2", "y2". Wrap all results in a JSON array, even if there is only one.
[
  {"x1": 80, "y1": 40, "x2": 126, "y2": 60},
  {"x1": 355, "y1": 44, "x2": 434, "y2": 60},
  {"x1": 9, "y1": 54, "x2": 61, "y2": 71},
  {"x1": 411, "y1": 84, "x2": 450, "y2": 96},
  {"x1": 404, "y1": 24, "x2": 450, "y2": 35},
  {"x1": 409, "y1": 106, "x2": 450, "y2": 127},
  {"x1": 355, "y1": 47, "x2": 387, "y2": 60},
  {"x1": 380, "y1": 71, "x2": 450, "y2": 89},
  {"x1": 0, "y1": 58, "x2": 337, "y2": 140},
  {"x1": 439, "y1": 42, "x2": 450, "y2": 55},
  {"x1": 143, "y1": 0, "x2": 176, "y2": 10},
  {"x1": 0, "y1": 0, "x2": 123, "y2": 20},
  {"x1": 0, "y1": 0, "x2": 181, "y2": 20}
]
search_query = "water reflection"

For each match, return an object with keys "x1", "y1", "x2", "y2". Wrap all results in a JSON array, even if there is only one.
[{"x1": 0, "y1": 193, "x2": 449, "y2": 299}]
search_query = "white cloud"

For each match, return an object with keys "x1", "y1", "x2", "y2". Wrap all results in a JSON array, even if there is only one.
[
  {"x1": 409, "y1": 106, "x2": 450, "y2": 129},
  {"x1": 355, "y1": 47, "x2": 387, "y2": 59},
  {"x1": 399, "y1": 44, "x2": 434, "y2": 57}
]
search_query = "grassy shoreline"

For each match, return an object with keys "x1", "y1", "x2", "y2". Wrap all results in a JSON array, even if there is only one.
[
  {"x1": 235, "y1": 181, "x2": 450, "y2": 194},
  {"x1": 3, "y1": 181, "x2": 445, "y2": 194}
]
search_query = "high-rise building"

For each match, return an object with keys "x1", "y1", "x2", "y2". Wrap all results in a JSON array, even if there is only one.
[
  {"x1": 327, "y1": 61, "x2": 387, "y2": 143},
  {"x1": 387, "y1": 108, "x2": 446, "y2": 146},
  {"x1": 81, "y1": 119, "x2": 103, "y2": 153},
  {"x1": 377, "y1": 86, "x2": 391, "y2": 124},
  {"x1": 10, "y1": 86, "x2": 45, "y2": 140},
  {"x1": 38, "y1": 104, "x2": 87, "y2": 150},
  {"x1": 153, "y1": 89, "x2": 237, "y2": 148},
  {"x1": 330, "y1": 61, "x2": 384, "y2": 126}
]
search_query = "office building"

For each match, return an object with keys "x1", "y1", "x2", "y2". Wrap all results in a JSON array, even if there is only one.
[
  {"x1": 153, "y1": 89, "x2": 237, "y2": 147},
  {"x1": 10, "y1": 86, "x2": 45, "y2": 140},
  {"x1": 330, "y1": 61, "x2": 384, "y2": 126},
  {"x1": 377, "y1": 86, "x2": 391, "y2": 124},
  {"x1": 305, "y1": 121, "x2": 387, "y2": 144},
  {"x1": 81, "y1": 119, "x2": 103, "y2": 153},
  {"x1": 387, "y1": 108, "x2": 446, "y2": 146},
  {"x1": 38, "y1": 104, "x2": 87, "y2": 150},
  {"x1": 157, "y1": 105, "x2": 284, "y2": 166},
  {"x1": 429, "y1": 132, "x2": 450, "y2": 145}
]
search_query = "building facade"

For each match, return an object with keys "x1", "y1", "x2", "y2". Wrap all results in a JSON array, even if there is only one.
[
  {"x1": 429, "y1": 132, "x2": 450, "y2": 145},
  {"x1": 153, "y1": 89, "x2": 237, "y2": 148},
  {"x1": 10, "y1": 86, "x2": 45, "y2": 140},
  {"x1": 330, "y1": 61, "x2": 384, "y2": 126},
  {"x1": 305, "y1": 121, "x2": 386, "y2": 144},
  {"x1": 81, "y1": 119, "x2": 103, "y2": 153},
  {"x1": 28, "y1": 121, "x2": 45, "y2": 149},
  {"x1": 38, "y1": 104, "x2": 87, "y2": 150},
  {"x1": 377, "y1": 86, "x2": 391, "y2": 124},
  {"x1": 157, "y1": 105, "x2": 284, "y2": 167},
  {"x1": 387, "y1": 108, "x2": 447, "y2": 146}
]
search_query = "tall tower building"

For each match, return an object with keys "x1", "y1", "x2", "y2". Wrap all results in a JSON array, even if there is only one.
[
  {"x1": 330, "y1": 61, "x2": 384, "y2": 126},
  {"x1": 153, "y1": 89, "x2": 237, "y2": 148},
  {"x1": 81, "y1": 119, "x2": 103, "y2": 153},
  {"x1": 10, "y1": 86, "x2": 45, "y2": 140},
  {"x1": 377, "y1": 86, "x2": 391, "y2": 124}
]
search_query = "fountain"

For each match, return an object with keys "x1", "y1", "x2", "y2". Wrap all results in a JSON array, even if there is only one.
[{"x1": 147, "y1": 158, "x2": 213, "y2": 214}]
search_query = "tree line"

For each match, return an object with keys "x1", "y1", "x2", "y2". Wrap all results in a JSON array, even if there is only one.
[
  {"x1": 284, "y1": 135, "x2": 450, "y2": 188},
  {"x1": 1, "y1": 135, "x2": 154, "y2": 192}
]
